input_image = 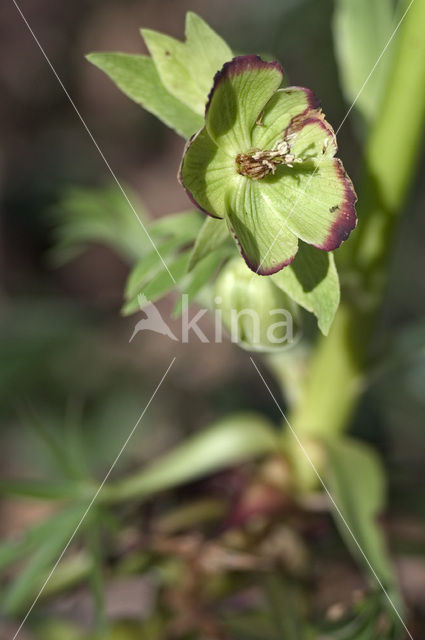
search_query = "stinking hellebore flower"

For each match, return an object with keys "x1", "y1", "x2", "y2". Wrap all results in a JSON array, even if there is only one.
[{"x1": 179, "y1": 55, "x2": 357, "y2": 275}]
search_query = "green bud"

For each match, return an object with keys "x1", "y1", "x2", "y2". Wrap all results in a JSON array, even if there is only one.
[{"x1": 215, "y1": 257, "x2": 301, "y2": 352}]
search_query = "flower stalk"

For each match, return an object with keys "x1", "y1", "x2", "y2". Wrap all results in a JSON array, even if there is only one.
[{"x1": 286, "y1": 0, "x2": 425, "y2": 488}]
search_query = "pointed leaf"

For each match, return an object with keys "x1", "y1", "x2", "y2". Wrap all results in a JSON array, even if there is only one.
[
  {"x1": 173, "y1": 249, "x2": 229, "y2": 316},
  {"x1": 2, "y1": 505, "x2": 86, "y2": 615},
  {"x1": 188, "y1": 216, "x2": 231, "y2": 271},
  {"x1": 326, "y1": 438, "x2": 400, "y2": 600},
  {"x1": 103, "y1": 413, "x2": 278, "y2": 502},
  {"x1": 122, "y1": 251, "x2": 190, "y2": 315},
  {"x1": 141, "y1": 12, "x2": 232, "y2": 115},
  {"x1": 185, "y1": 11, "x2": 233, "y2": 91},
  {"x1": 141, "y1": 30, "x2": 197, "y2": 110},
  {"x1": 49, "y1": 185, "x2": 150, "y2": 265},
  {"x1": 87, "y1": 53, "x2": 203, "y2": 138},
  {"x1": 125, "y1": 235, "x2": 195, "y2": 301},
  {"x1": 272, "y1": 243, "x2": 340, "y2": 335},
  {"x1": 0, "y1": 480, "x2": 87, "y2": 500},
  {"x1": 0, "y1": 511, "x2": 76, "y2": 572}
]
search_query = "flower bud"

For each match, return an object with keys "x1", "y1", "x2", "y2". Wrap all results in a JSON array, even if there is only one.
[{"x1": 215, "y1": 258, "x2": 301, "y2": 352}]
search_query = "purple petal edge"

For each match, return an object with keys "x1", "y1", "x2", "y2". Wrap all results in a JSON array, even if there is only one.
[
  {"x1": 283, "y1": 86, "x2": 321, "y2": 111},
  {"x1": 205, "y1": 55, "x2": 284, "y2": 116},
  {"x1": 315, "y1": 159, "x2": 358, "y2": 251},
  {"x1": 177, "y1": 130, "x2": 223, "y2": 220},
  {"x1": 229, "y1": 225, "x2": 297, "y2": 276},
  {"x1": 284, "y1": 112, "x2": 338, "y2": 156}
]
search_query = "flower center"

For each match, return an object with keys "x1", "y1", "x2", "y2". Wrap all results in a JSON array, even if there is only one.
[{"x1": 235, "y1": 136, "x2": 300, "y2": 180}]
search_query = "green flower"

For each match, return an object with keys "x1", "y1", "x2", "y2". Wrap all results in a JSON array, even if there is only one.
[{"x1": 179, "y1": 55, "x2": 357, "y2": 274}]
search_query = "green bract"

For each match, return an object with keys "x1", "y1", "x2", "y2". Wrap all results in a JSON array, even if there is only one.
[
  {"x1": 179, "y1": 55, "x2": 357, "y2": 275},
  {"x1": 87, "y1": 13, "x2": 232, "y2": 139}
]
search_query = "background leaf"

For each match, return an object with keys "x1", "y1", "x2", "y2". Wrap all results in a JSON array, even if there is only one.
[
  {"x1": 325, "y1": 437, "x2": 400, "y2": 603},
  {"x1": 122, "y1": 250, "x2": 191, "y2": 315},
  {"x1": 49, "y1": 185, "x2": 150, "y2": 265},
  {"x1": 87, "y1": 53, "x2": 203, "y2": 138},
  {"x1": 103, "y1": 413, "x2": 278, "y2": 502},
  {"x1": 333, "y1": 0, "x2": 396, "y2": 130},
  {"x1": 1, "y1": 505, "x2": 87, "y2": 615},
  {"x1": 187, "y1": 216, "x2": 231, "y2": 272},
  {"x1": 173, "y1": 249, "x2": 229, "y2": 316},
  {"x1": 149, "y1": 210, "x2": 203, "y2": 241}
]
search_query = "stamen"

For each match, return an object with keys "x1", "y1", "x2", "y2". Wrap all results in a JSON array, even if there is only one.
[{"x1": 236, "y1": 133, "x2": 300, "y2": 180}]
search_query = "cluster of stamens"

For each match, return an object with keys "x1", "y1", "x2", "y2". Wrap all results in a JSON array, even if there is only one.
[{"x1": 236, "y1": 133, "x2": 302, "y2": 180}]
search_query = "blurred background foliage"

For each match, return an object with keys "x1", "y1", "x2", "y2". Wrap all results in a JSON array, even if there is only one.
[{"x1": 1, "y1": 0, "x2": 425, "y2": 638}]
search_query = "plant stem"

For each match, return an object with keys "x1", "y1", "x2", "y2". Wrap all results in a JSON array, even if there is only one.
[{"x1": 287, "y1": 0, "x2": 425, "y2": 487}]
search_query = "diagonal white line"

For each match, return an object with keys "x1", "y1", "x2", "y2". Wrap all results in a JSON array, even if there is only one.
[
  {"x1": 250, "y1": 356, "x2": 414, "y2": 640},
  {"x1": 12, "y1": 357, "x2": 176, "y2": 640},
  {"x1": 252, "y1": 0, "x2": 416, "y2": 278},
  {"x1": 11, "y1": 0, "x2": 176, "y2": 285}
]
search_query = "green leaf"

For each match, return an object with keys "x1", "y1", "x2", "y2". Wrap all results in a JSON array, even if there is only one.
[
  {"x1": 272, "y1": 243, "x2": 340, "y2": 335},
  {"x1": 184, "y1": 11, "x2": 234, "y2": 104},
  {"x1": 41, "y1": 551, "x2": 93, "y2": 599},
  {"x1": 325, "y1": 438, "x2": 400, "y2": 598},
  {"x1": 173, "y1": 249, "x2": 228, "y2": 316},
  {"x1": 86, "y1": 53, "x2": 203, "y2": 138},
  {"x1": 141, "y1": 12, "x2": 232, "y2": 115},
  {"x1": 187, "y1": 216, "x2": 231, "y2": 271},
  {"x1": 150, "y1": 210, "x2": 203, "y2": 240},
  {"x1": 0, "y1": 480, "x2": 88, "y2": 500},
  {"x1": 102, "y1": 413, "x2": 278, "y2": 502},
  {"x1": 0, "y1": 512, "x2": 69, "y2": 572},
  {"x1": 333, "y1": 0, "x2": 396, "y2": 128},
  {"x1": 19, "y1": 404, "x2": 87, "y2": 481},
  {"x1": 125, "y1": 236, "x2": 194, "y2": 302},
  {"x1": 2, "y1": 505, "x2": 86, "y2": 615},
  {"x1": 125, "y1": 210, "x2": 204, "y2": 302},
  {"x1": 122, "y1": 251, "x2": 191, "y2": 316},
  {"x1": 49, "y1": 185, "x2": 150, "y2": 265}
]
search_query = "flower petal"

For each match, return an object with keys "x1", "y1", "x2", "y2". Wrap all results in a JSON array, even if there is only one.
[
  {"x1": 225, "y1": 178, "x2": 298, "y2": 274},
  {"x1": 259, "y1": 157, "x2": 357, "y2": 251},
  {"x1": 284, "y1": 112, "x2": 337, "y2": 161},
  {"x1": 179, "y1": 127, "x2": 236, "y2": 218},
  {"x1": 251, "y1": 86, "x2": 321, "y2": 150},
  {"x1": 205, "y1": 55, "x2": 283, "y2": 154}
]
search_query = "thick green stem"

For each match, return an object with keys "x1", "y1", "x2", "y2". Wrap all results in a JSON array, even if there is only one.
[{"x1": 287, "y1": 0, "x2": 425, "y2": 487}]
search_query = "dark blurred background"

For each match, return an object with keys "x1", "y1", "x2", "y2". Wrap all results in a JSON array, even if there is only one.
[{"x1": 1, "y1": 0, "x2": 425, "y2": 630}]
